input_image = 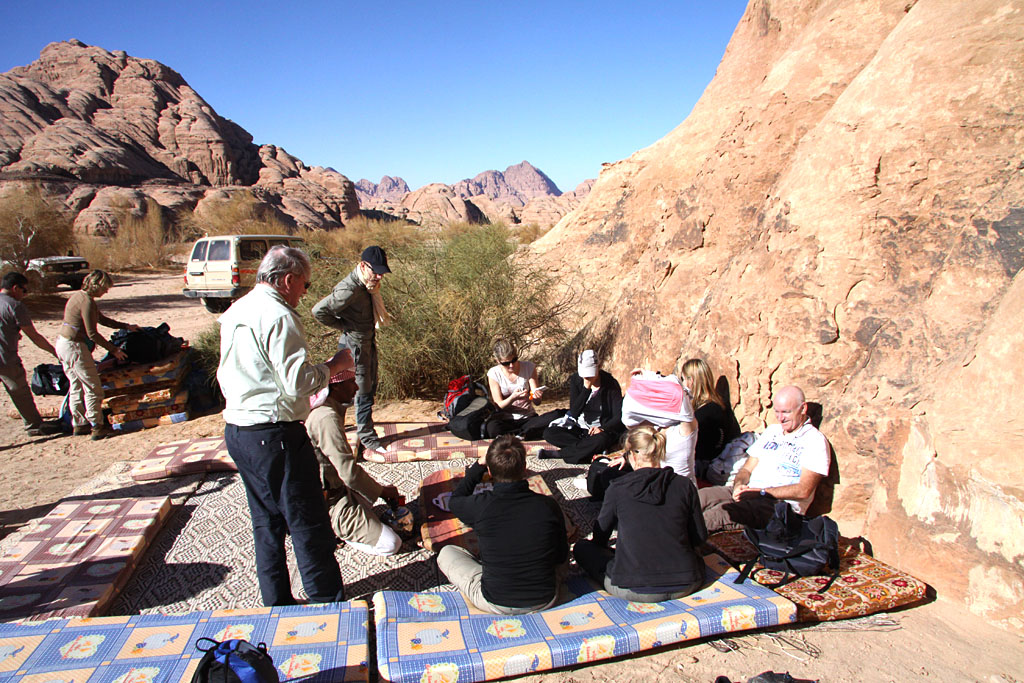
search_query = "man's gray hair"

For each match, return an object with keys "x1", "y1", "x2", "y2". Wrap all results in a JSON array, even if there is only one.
[{"x1": 256, "y1": 246, "x2": 310, "y2": 287}]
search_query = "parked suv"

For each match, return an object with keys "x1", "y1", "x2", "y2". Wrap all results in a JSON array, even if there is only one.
[
  {"x1": 26, "y1": 255, "x2": 90, "y2": 290},
  {"x1": 183, "y1": 234, "x2": 305, "y2": 313}
]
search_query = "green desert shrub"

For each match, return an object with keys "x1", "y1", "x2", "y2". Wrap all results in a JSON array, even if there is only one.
[
  {"x1": 301, "y1": 222, "x2": 576, "y2": 399},
  {"x1": 190, "y1": 322, "x2": 223, "y2": 396}
]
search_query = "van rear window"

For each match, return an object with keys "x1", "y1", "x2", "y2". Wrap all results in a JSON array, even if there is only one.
[
  {"x1": 239, "y1": 240, "x2": 268, "y2": 261},
  {"x1": 189, "y1": 241, "x2": 208, "y2": 261},
  {"x1": 208, "y1": 240, "x2": 231, "y2": 261}
]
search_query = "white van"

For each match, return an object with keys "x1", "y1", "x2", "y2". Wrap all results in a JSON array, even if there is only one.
[{"x1": 182, "y1": 234, "x2": 305, "y2": 312}]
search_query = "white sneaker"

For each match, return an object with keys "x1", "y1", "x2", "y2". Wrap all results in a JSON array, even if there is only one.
[{"x1": 572, "y1": 475, "x2": 589, "y2": 493}]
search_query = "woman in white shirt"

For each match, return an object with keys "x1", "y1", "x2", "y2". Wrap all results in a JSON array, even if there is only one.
[{"x1": 483, "y1": 338, "x2": 560, "y2": 440}]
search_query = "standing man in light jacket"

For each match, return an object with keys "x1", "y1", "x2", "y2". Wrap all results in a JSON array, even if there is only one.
[
  {"x1": 312, "y1": 246, "x2": 392, "y2": 459},
  {"x1": 218, "y1": 245, "x2": 353, "y2": 606}
]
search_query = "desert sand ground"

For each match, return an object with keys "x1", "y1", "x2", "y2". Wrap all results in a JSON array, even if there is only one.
[{"x1": 1, "y1": 270, "x2": 1022, "y2": 682}]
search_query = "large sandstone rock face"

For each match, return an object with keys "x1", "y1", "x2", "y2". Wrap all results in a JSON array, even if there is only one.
[
  {"x1": 533, "y1": 0, "x2": 1024, "y2": 631},
  {"x1": 0, "y1": 40, "x2": 358, "y2": 233}
]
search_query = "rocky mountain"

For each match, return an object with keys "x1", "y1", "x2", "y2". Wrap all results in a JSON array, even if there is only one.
[
  {"x1": 0, "y1": 40, "x2": 358, "y2": 233},
  {"x1": 450, "y1": 161, "x2": 561, "y2": 207},
  {"x1": 358, "y1": 162, "x2": 590, "y2": 228},
  {"x1": 531, "y1": 0, "x2": 1024, "y2": 631},
  {"x1": 354, "y1": 175, "x2": 409, "y2": 205}
]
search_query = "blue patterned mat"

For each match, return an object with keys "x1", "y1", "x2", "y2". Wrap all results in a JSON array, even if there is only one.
[
  {"x1": 374, "y1": 554, "x2": 797, "y2": 683},
  {"x1": 0, "y1": 601, "x2": 369, "y2": 682}
]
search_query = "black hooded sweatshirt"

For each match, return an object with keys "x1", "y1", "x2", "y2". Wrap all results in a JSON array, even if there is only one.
[{"x1": 592, "y1": 466, "x2": 708, "y2": 591}]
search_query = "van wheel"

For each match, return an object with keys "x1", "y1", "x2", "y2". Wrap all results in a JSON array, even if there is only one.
[{"x1": 202, "y1": 298, "x2": 232, "y2": 314}]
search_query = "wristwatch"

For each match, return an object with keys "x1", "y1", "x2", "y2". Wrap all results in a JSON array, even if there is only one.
[{"x1": 759, "y1": 488, "x2": 767, "y2": 496}]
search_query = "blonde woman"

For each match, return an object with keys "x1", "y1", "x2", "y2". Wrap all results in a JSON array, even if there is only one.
[
  {"x1": 55, "y1": 270, "x2": 137, "y2": 440},
  {"x1": 572, "y1": 425, "x2": 707, "y2": 602},
  {"x1": 681, "y1": 358, "x2": 739, "y2": 477},
  {"x1": 483, "y1": 338, "x2": 560, "y2": 440}
]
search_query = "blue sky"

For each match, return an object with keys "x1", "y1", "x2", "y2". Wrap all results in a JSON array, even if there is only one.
[{"x1": 0, "y1": 1, "x2": 747, "y2": 193}]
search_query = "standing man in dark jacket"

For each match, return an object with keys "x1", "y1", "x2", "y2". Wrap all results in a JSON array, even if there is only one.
[
  {"x1": 540, "y1": 349, "x2": 624, "y2": 463},
  {"x1": 437, "y1": 434, "x2": 568, "y2": 614},
  {"x1": 312, "y1": 246, "x2": 391, "y2": 458}
]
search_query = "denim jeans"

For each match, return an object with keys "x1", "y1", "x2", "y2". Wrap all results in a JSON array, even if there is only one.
[
  {"x1": 225, "y1": 421, "x2": 344, "y2": 606},
  {"x1": 338, "y1": 334, "x2": 378, "y2": 447}
]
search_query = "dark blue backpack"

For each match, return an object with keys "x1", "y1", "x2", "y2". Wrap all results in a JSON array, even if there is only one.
[{"x1": 191, "y1": 638, "x2": 278, "y2": 683}]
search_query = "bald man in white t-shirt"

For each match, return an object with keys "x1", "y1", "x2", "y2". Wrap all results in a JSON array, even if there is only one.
[{"x1": 699, "y1": 385, "x2": 830, "y2": 533}]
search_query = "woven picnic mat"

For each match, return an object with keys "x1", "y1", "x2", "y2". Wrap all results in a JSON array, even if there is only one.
[
  {"x1": 706, "y1": 530, "x2": 929, "y2": 621},
  {"x1": 111, "y1": 457, "x2": 597, "y2": 615},
  {"x1": 367, "y1": 422, "x2": 547, "y2": 463},
  {"x1": 418, "y1": 467, "x2": 578, "y2": 554}
]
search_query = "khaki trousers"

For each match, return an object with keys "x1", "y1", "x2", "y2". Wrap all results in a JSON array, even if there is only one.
[{"x1": 56, "y1": 337, "x2": 104, "y2": 428}]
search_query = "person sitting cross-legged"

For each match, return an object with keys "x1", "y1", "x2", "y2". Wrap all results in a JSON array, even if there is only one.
[
  {"x1": 306, "y1": 369, "x2": 403, "y2": 557},
  {"x1": 538, "y1": 349, "x2": 624, "y2": 464},
  {"x1": 437, "y1": 434, "x2": 568, "y2": 614},
  {"x1": 573, "y1": 425, "x2": 708, "y2": 602}
]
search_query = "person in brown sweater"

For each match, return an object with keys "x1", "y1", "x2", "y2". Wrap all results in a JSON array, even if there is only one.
[{"x1": 55, "y1": 270, "x2": 137, "y2": 440}]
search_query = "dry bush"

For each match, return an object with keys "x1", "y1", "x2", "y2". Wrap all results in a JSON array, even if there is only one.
[
  {"x1": 298, "y1": 216, "x2": 421, "y2": 263},
  {"x1": 179, "y1": 191, "x2": 293, "y2": 237},
  {"x1": 113, "y1": 198, "x2": 168, "y2": 268},
  {"x1": 0, "y1": 184, "x2": 75, "y2": 270},
  {"x1": 513, "y1": 222, "x2": 551, "y2": 244}
]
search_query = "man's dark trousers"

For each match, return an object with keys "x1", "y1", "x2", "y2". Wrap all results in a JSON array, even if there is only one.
[{"x1": 225, "y1": 421, "x2": 344, "y2": 606}]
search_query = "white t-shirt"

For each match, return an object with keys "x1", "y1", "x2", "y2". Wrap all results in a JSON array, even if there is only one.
[
  {"x1": 663, "y1": 423, "x2": 698, "y2": 485},
  {"x1": 487, "y1": 360, "x2": 537, "y2": 419},
  {"x1": 746, "y1": 421, "x2": 830, "y2": 514}
]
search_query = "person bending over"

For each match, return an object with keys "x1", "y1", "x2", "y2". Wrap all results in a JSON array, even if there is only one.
[
  {"x1": 306, "y1": 369, "x2": 403, "y2": 557},
  {"x1": 576, "y1": 367, "x2": 697, "y2": 500},
  {"x1": 437, "y1": 434, "x2": 568, "y2": 614},
  {"x1": 573, "y1": 425, "x2": 707, "y2": 602}
]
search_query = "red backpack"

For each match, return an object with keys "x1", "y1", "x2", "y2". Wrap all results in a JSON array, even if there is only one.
[{"x1": 438, "y1": 375, "x2": 493, "y2": 440}]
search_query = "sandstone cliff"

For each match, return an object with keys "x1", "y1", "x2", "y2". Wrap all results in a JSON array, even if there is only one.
[
  {"x1": 532, "y1": 0, "x2": 1024, "y2": 631},
  {"x1": 0, "y1": 40, "x2": 358, "y2": 233}
]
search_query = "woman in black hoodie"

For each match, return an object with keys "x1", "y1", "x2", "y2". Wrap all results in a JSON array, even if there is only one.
[{"x1": 572, "y1": 425, "x2": 708, "y2": 602}]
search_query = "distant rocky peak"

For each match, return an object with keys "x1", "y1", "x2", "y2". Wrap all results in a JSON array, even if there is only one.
[
  {"x1": 451, "y1": 161, "x2": 561, "y2": 208},
  {"x1": 355, "y1": 175, "x2": 410, "y2": 204}
]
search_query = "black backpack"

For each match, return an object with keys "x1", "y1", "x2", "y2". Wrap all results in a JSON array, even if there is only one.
[
  {"x1": 734, "y1": 501, "x2": 841, "y2": 591},
  {"x1": 191, "y1": 638, "x2": 278, "y2": 683},
  {"x1": 438, "y1": 376, "x2": 493, "y2": 441},
  {"x1": 31, "y1": 363, "x2": 69, "y2": 396}
]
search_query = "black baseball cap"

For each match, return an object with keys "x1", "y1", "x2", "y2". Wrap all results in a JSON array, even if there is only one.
[{"x1": 360, "y1": 246, "x2": 391, "y2": 274}]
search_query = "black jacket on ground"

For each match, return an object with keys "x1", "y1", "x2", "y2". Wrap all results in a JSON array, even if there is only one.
[
  {"x1": 567, "y1": 370, "x2": 624, "y2": 436},
  {"x1": 449, "y1": 463, "x2": 568, "y2": 607},
  {"x1": 592, "y1": 466, "x2": 707, "y2": 591}
]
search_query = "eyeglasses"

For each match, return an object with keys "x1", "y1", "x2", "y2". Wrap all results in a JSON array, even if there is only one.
[
  {"x1": 303, "y1": 280, "x2": 311, "y2": 291},
  {"x1": 499, "y1": 358, "x2": 518, "y2": 367}
]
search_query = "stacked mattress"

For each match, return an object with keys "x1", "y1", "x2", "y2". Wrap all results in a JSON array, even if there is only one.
[{"x1": 100, "y1": 350, "x2": 191, "y2": 432}]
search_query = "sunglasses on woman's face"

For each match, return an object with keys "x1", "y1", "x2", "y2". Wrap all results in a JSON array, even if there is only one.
[{"x1": 499, "y1": 357, "x2": 518, "y2": 367}]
